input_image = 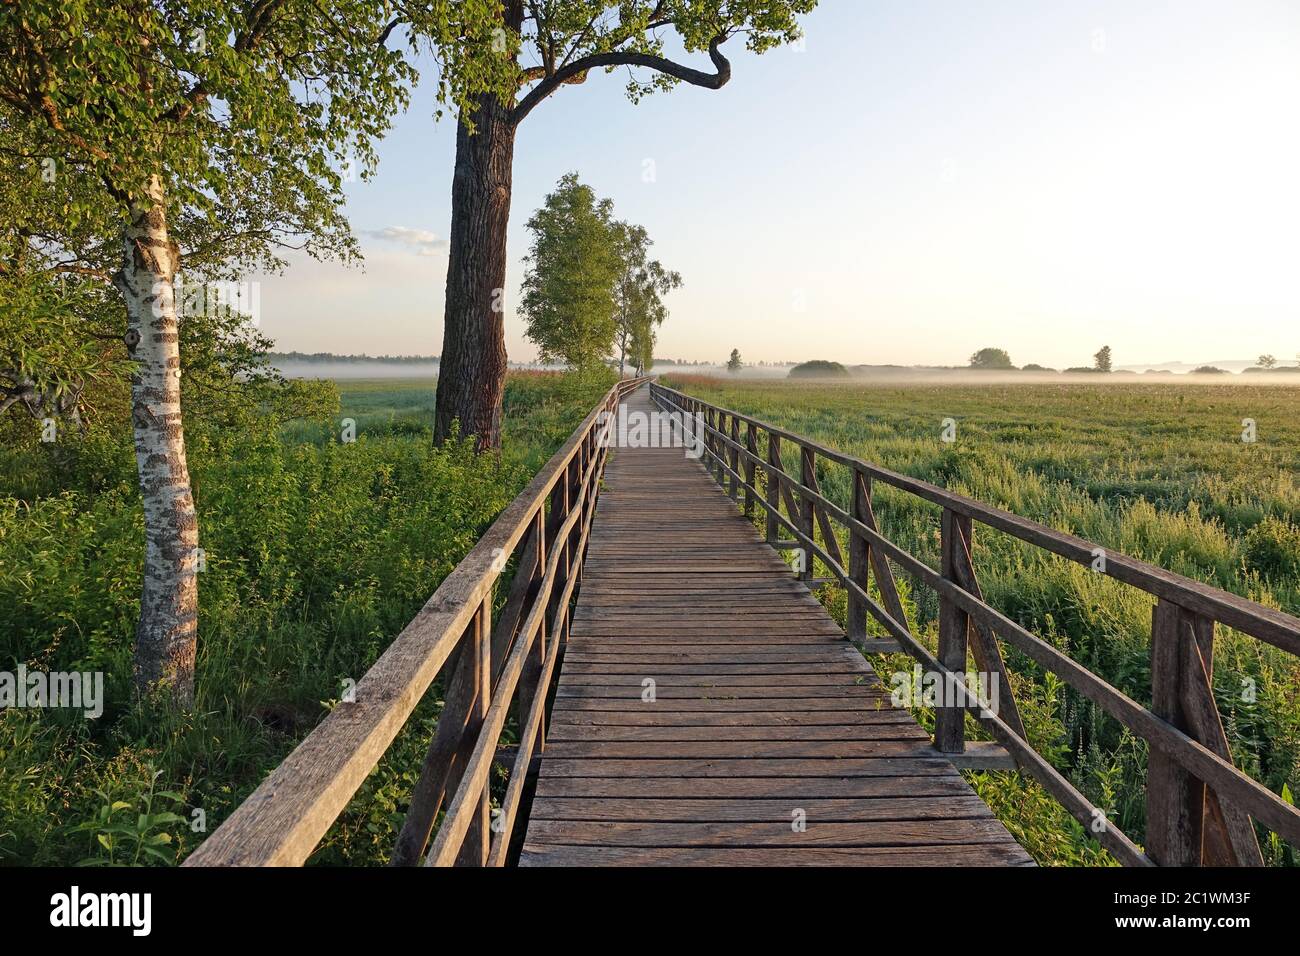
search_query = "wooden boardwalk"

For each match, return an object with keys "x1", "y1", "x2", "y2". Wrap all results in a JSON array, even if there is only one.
[{"x1": 520, "y1": 387, "x2": 1033, "y2": 866}]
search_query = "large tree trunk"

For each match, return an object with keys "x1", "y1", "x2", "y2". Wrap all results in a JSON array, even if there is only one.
[
  {"x1": 433, "y1": 95, "x2": 516, "y2": 451},
  {"x1": 113, "y1": 177, "x2": 200, "y2": 706}
]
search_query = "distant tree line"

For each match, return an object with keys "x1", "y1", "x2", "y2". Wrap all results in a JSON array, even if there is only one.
[{"x1": 268, "y1": 352, "x2": 441, "y2": 364}]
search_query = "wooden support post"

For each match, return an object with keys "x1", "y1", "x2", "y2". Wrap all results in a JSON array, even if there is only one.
[
  {"x1": 935, "y1": 509, "x2": 969, "y2": 753},
  {"x1": 743, "y1": 423, "x2": 757, "y2": 516},
  {"x1": 728, "y1": 416, "x2": 740, "y2": 501},
  {"x1": 797, "y1": 446, "x2": 816, "y2": 582},
  {"x1": 847, "y1": 472, "x2": 872, "y2": 642},
  {"x1": 517, "y1": 510, "x2": 548, "y2": 754},
  {"x1": 947, "y1": 519, "x2": 1026, "y2": 741},
  {"x1": 454, "y1": 598, "x2": 491, "y2": 866},
  {"x1": 765, "y1": 433, "x2": 782, "y2": 544},
  {"x1": 710, "y1": 410, "x2": 722, "y2": 484},
  {"x1": 1147, "y1": 600, "x2": 1263, "y2": 866}
]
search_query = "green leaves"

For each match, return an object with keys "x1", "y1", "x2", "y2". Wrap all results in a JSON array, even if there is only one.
[{"x1": 520, "y1": 174, "x2": 625, "y2": 370}]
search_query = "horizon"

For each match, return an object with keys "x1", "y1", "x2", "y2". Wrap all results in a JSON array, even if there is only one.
[{"x1": 254, "y1": 1, "x2": 1300, "y2": 367}]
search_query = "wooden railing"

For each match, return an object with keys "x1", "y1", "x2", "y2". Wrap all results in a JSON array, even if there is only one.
[
  {"x1": 651, "y1": 381, "x2": 1300, "y2": 867},
  {"x1": 184, "y1": 377, "x2": 649, "y2": 867}
]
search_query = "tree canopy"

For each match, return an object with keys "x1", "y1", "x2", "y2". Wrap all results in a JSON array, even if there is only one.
[
  {"x1": 969, "y1": 348, "x2": 1014, "y2": 370},
  {"x1": 520, "y1": 174, "x2": 623, "y2": 370},
  {"x1": 612, "y1": 222, "x2": 680, "y2": 375}
]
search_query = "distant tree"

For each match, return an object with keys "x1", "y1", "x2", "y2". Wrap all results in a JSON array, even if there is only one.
[
  {"x1": 1021, "y1": 363, "x2": 1056, "y2": 372},
  {"x1": 789, "y1": 359, "x2": 849, "y2": 379},
  {"x1": 520, "y1": 175, "x2": 621, "y2": 372},
  {"x1": 1094, "y1": 345, "x2": 1113, "y2": 372},
  {"x1": 969, "y1": 348, "x2": 1014, "y2": 370},
  {"x1": 1192, "y1": 365, "x2": 1229, "y2": 375},
  {"x1": 611, "y1": 222, "x2": 680, "y2": 377},
  {"x1": 1259, "y1": 354, "x2": 1277, "y2": 369},
  {"x1": 727, "y1": 349, "x2": 743, "y2": 373}
]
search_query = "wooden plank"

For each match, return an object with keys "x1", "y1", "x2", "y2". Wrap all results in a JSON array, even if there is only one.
[
  {"x1": 544, "y1": 723, "x2": 930, "y2": 742},
  {"x1": 520, "y1": 843, "x2": 1034, "y2": 866},
  {"x1": 533, "y1": 774, "x2": 969, "y2": 800},
  {"x1": 553, "y1": 685, "x2": 887, "y2": 700},
  {"x1": 548, "y1": 709, "x2": 917, "y2": 727},
  {"x1": 541, "y1": 739, "x2": 943, "y2": 759},
  {"x1": 529, "y1": 796, "x2": 994, "y2": 822},
  {"x1": 538, "y1": 758, "x2": 957, "y2": 778},
  {"x1": 524, "y1": 818, "x2": 1020, "y2": 848}
]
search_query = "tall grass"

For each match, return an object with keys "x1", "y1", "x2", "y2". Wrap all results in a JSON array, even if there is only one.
[{"x1": 0, "y1": 370, "x2": 613, "y2": 865}]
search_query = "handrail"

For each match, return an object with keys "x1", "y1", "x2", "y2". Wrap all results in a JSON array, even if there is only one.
[
  {"x1": 651, "y1": 381, "x2": 1300, "y2": 867},
  {"x1": 184, "y1": 376, "x2": 649, "y2": 867}
]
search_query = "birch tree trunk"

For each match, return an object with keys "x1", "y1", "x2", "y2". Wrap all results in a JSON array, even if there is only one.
[{"x1": 113, "y1": 176, "x2": 200, "y2": 706}]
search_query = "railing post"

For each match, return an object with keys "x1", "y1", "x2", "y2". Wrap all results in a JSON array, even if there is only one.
[
  {"x1": 454, "y1": 597, "x2": 491, "y2": 866},
  {"x1": 935, "y1": 508, "x2": 969, "y2": 753},
  {"x1": 728, "y1": 415, "x2": 740, "y2": 501},
  {"x1": 1147, "y1": 600, "x2": 1263, "y2": 866},
  {"x1": 743, "y1": 423, "x2": 757, "y2": 516},
  {"x1": 847, "y1": 471, "x2": 872, "y2": 642},
  {"x1": 518, "y1": 509, "x2": 549, "y2": 754},
  {"x1": 1148, "y1": 599, "x2": 1205, "y2": 866},
  {"x1": 797, "y1": 446, "x2": 816, "y2": 582},
  {"x1": 707, "y1": 408, "x2": 721, "y2": 484},
  {"x1": 764, "y1": 433, "x2": 782, "y2": 544}
]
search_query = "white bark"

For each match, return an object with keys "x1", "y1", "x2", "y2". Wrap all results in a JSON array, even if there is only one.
[{"x1": 113, "y1": 176, "x2": 199, "y2": 705}]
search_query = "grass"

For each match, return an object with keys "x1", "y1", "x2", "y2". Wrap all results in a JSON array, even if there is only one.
[
  {"x1": 0, "y1": 369, "x2": 613, "y2": 866},
  {"x1": 663, "y1": 375, "x2": 1300, "y2": 866}
]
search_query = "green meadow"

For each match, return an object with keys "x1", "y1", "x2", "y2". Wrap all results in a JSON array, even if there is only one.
[{"x1": 662, "y1": 375, "x2": 1300, "y2": 865}]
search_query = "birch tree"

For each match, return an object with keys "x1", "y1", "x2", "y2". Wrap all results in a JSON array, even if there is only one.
[
  {"x1": 0, "y1": 1, "x2": 432, "y2": 703},
  {"x1": 612, "y1": 221, "x2": 679, "y2": 377},
  {"x1": 519, "y1": 174, "x2": 621, "y2": 371}
]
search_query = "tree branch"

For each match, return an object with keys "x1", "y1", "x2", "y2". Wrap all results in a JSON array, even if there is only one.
[{"x1": 510, "y1": 33, "x2": 731, "y2": 126}]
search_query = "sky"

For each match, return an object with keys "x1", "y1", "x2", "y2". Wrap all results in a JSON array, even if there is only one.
[{"x1": 252, "y1": 0, "x2": 1300, "y2": 369}]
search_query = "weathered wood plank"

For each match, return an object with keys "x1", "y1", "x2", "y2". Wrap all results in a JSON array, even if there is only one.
[{"x1": 520, "y1": 843, "x2": 1035, "y2": 866}]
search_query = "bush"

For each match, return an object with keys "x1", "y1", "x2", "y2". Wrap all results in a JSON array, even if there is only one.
[
  {"x1": 0, "y1": 369, "x2": 612, "y2": 865},
  {"x1": 788, "y1": 359, "x2": 849, "y2": 379}
]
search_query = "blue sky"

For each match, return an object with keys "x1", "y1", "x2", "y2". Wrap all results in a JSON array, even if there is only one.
[{"x1": 254, "y1": 0, "x2": 1300, "y2": 368}]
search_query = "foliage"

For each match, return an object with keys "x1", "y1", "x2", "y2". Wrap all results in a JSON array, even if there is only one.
[
  {"x1": 0, "y1": 371, "x2": 611, "y2": 865},
  {"x1": 611, "y1": 221, "x2": 681, "y2": 374},
  {"x1": 728, "y1": 349, "x2": 743, "y2": 373},
  {"x1": 501, "y1": 1, "x2": 817, "y2": 125},
  {"x1": 969, "y1": 347, "x2": 1014, "y2": 370},
  {"x1": 788, "y1": 359, "x2": 849, "y2": 378},
  {"x1": 520, "y1": 174, "x2": 623, "y2": 370},
  {"x1": 1094, "y1": 345, "x2": 1113, "y2": 373}
]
